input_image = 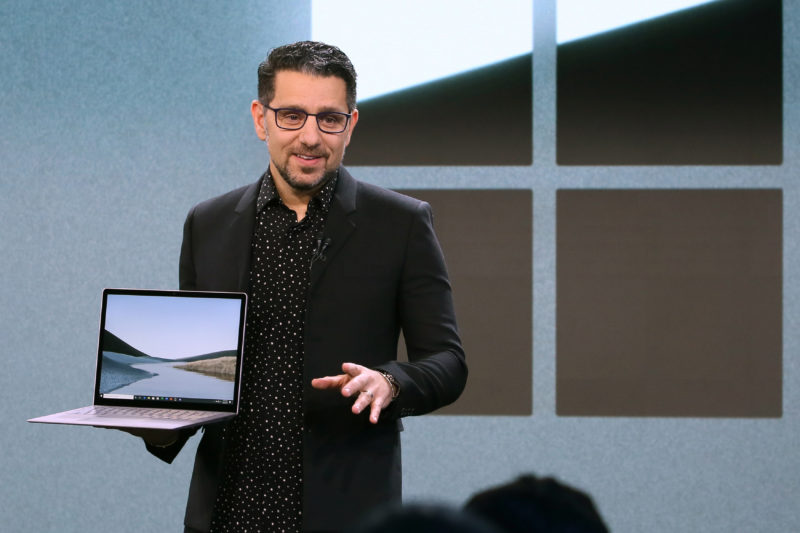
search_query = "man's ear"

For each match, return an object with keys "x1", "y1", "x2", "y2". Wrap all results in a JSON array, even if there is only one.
[
  {"x1": 344, "y1": 108, "x2": 358, "y2": 147},
  {"x1": 251, "y1": 100, "x2": 267, "y2": 141}
]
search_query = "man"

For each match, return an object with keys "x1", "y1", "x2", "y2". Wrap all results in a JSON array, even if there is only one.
[{"x1": 138, "y1": 41, "x2": 467, "y2": 532}]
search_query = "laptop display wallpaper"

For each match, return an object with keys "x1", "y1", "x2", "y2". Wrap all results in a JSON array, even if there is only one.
[{"x1": 99, "y1": 294, "x2": 242, "y2": 404}]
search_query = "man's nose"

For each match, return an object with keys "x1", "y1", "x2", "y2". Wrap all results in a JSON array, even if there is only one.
[{"x1": 298, "y1": 115, "x2": 322, "y2": 145}]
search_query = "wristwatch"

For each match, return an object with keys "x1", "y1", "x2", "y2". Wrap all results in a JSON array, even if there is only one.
[{"x1": 377, "y1": 369, "x2": 400, "y2": 400}]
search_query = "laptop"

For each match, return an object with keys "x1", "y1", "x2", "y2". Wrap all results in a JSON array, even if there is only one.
[{"x1": 28, "y1": 288, "x2": 247, "y2": 430}]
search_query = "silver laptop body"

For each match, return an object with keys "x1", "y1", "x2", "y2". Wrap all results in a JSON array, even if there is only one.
[{"x1": 28, "y1": 288, "x2": 247, "y2": 430}]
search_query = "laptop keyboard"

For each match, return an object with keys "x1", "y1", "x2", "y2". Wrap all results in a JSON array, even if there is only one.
[{"x1": 80, "y1": 406, "x2": 212, "y2": 420}]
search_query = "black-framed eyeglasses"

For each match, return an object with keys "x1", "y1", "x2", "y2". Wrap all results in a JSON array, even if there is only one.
[{"x1": 265, "y1": 104, "x2": 352, "y2": 134}]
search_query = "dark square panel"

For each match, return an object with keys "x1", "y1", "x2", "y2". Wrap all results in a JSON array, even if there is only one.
[
  {"x1": 399, "y1": 189, "x2": 532, "y2": 415},
  {"x1": 557, "y1": 0, "x2": 782, "y2": 165},
  {"x1": 348, "y1": 54, "x2": 532, "y2": 166},
  {"x1": 557, "y1": 189, "x2": 782, "y2": 417}
]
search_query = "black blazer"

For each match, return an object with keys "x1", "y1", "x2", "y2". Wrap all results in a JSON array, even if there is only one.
[{"x1": 148, "y1": 167, "x2": 467, "y2": 532}]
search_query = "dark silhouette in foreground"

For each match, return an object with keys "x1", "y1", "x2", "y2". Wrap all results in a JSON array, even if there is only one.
[{"x1": 465, "y1": 474, "x2": 609, "y2": 533}]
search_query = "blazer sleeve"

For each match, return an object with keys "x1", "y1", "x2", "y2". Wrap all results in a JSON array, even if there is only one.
[
  {"x1": 374, "y1": 201, "x2": 467, "y2": 419},
  {"x1": 179, "y1": 204, "x2": 198, "y2": 291}
]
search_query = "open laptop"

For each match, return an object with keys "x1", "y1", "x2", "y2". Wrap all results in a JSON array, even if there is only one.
[{"x1": 28, "y1": 288, "x2": 247, "y2": 430}]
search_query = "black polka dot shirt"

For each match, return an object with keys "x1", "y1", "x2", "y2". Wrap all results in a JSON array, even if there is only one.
[{"x1": 210, "y1": 171, "x2": 337, "y2": 533}]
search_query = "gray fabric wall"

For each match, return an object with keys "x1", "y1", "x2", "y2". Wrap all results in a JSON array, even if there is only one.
[{"x1": 2, "y1": 1, "x2": 798, "y2": 531}]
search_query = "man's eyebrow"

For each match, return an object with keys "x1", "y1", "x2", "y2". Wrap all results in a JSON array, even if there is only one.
[
  {"x1": 273, "y1": 104, "x2": 348, "y2": 113},
  {"x1": 270, "y1": 104, "x2": 306, "y2": 111}
]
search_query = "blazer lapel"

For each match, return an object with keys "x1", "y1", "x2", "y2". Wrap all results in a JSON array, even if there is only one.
[
  {"x1": 310, "y1": 167, "x2": 357, "y2": 292},
  {"x1": 229, "y1": 179, "x2": 260, "y2": 292}
]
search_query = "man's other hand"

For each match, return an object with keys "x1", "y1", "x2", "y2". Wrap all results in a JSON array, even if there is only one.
[{"x1": 115, "y1": 427, "x2": 180, "y2": 447}]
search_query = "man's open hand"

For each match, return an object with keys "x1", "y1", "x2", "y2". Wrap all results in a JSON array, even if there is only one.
[{"x1": 311, "y1": 363, "x2": 393, "y2": 424}]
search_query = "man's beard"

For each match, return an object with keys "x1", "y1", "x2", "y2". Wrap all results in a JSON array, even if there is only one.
[
  {"x1": 271, "y1": 142, "x2": 346, "y2": 193},
  {"x1": 273, "y1": 161, "x2": 338, "y2": 192}
]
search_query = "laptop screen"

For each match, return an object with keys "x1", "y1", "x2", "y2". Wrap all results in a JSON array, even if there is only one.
[{"x1": 94, "y1": 289, "x2": 247, "y2": 412}]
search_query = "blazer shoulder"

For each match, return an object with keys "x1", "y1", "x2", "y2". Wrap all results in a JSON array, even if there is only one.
[
  {"x1": 190, "y1": 179, "x2": 261, "y2": 220},
  {"x1": 354, "y1": 180, "x2": 428, "y2": 216}
]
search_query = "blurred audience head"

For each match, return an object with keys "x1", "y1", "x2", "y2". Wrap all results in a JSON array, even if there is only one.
[{"x1": 464, "y1": 474, "x2": 609, "y2": 533}]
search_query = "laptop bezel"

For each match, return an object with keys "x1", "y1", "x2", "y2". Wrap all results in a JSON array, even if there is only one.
[{"x1": 93, "y1": 288, "x2": 247, "y2": 414}]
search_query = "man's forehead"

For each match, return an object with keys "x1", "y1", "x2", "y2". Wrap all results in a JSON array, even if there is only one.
[{"x1": 272, "y1": 70, "x2": 348, "y2": 108}]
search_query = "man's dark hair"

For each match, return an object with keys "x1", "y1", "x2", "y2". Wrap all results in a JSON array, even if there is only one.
[
  {"x1": 258, "y1": 40, "x2": 357, "y2": 111},
  {"x1": 465, "y1": 474, "x2": 610, "y2": 533}
]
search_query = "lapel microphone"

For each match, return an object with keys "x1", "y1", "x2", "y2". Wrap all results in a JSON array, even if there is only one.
[{"x1": 311, "y1": 234, "x2": 332, "y2": 265}]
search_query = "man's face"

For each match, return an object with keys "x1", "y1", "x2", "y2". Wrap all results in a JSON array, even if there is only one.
[{"x1": 251, "y1": 70, "x2": 358, "y2": 194}]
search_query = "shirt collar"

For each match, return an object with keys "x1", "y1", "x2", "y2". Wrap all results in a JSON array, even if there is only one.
[{"x1": 256, "y1": 168, "x2": 339, "y2": 215}]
